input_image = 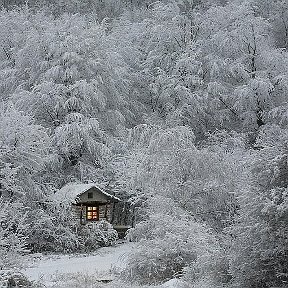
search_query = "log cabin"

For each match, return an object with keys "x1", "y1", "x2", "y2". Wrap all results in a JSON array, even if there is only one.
[{"x1": 57, "y1": 183, "x2": 121, "y2": 225}]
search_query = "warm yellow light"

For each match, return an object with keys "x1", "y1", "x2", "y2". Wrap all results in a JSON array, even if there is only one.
[{"x1": 86, "y1": 206, "x2": 98, "y2": 220}]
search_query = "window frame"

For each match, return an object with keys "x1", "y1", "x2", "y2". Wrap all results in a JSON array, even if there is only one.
[
  {"x1": 86, "y1": 205, "x2": 99, "y2": 221},
  {"x1": 87, "y1": 192, "x2": 93, "y2": 199}
]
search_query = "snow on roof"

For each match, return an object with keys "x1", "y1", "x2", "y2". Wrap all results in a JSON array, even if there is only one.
[{"x1": 56, "y1": 183, "x2": 121, "y2": 203}]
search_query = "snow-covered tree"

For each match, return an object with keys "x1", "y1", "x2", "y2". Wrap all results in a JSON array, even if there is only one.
[
  {"x1": 0, "y1": 201, "x2": 28, "y2": 271},
  {"x1": 0, "y1": 102, "x2": 51, "y2": 198},
  {"x1": 197, "y1": 0, "x2": 288, "y2": 136},
  {"x1": 229, "y1": 125, "x2": 288, "y2": 287}
]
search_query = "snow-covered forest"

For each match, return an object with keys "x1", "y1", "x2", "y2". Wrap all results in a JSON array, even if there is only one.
[{"x1": 0, "y1": 0, "x2": 288, "y2": 287}]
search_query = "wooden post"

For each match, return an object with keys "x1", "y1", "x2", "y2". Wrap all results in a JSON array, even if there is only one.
[
  {"x1": 104, "y1": 202, "x2": 108, "y2": 221},
  {"x1": 80, "y1": 204, "x2": 84, "y2": 225},
  {"x1": 111, "y1": 198, "x2": 115, "y2": 224}
]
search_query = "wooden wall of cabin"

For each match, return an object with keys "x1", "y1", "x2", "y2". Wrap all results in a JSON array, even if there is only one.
[
  {"x1": 71, "y1": 201, "x2": 136, "y2": 227},
  {"x1": 99, "y1": 204, "x2": 112, "y2": 222},
  {"x1": 72, "y1": 203, "x2": 113, "y2": 224}
]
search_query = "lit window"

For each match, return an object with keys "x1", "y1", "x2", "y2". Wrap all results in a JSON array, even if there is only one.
[{"x1": 86, "y1": 206, "x2": 98, "y2": 221}]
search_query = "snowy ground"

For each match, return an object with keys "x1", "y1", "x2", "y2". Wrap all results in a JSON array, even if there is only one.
[
  {"x1": 22, "y1": 241, "x2": 184, "y2": 288},
  {"x1": 22, "y1": 241, "x2": 133, "y2": 287}
]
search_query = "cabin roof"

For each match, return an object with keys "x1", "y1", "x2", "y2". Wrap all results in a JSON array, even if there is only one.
[{"x1": 56, "y1": 183, "x2": 121, "y2": 203}]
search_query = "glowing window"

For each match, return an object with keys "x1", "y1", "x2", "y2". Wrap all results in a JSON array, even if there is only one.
[{"x1": 86, "y1": 206, "x2": 98, "y2": 221}]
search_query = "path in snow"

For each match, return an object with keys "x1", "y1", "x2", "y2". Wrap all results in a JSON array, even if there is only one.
[{"x1": 22, "y1": 241, "x2": 133, "y2": 286}]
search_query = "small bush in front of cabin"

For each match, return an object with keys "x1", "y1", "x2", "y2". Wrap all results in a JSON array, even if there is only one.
[{"x1": 77, "y1": 220, "x2": 118, "y2": 251}]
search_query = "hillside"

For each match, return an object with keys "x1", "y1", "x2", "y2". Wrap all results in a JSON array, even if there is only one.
[{"x1": 0, "y1": 1, "x2": 288, "y2": 287}]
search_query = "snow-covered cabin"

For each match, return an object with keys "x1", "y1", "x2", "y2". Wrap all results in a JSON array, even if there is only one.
[{"x1": 57, "y1": 183, "x2": 120, "y2": 224}]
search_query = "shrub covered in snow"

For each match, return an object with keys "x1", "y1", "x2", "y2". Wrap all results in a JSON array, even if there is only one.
[
  {"x1": 0, "y1": 271, "x2": 35, "y2": 288},
  {"x1": 28, "y1": 220, "x2": 118, "y2": 253},
  {"x1": 0, "y1": 201, "x2": 28, "y2": 271},
  {"x1": 78, "y1": 220, "x2": 118, "y2": 251},
  {"x1": 26, "y1": 198, "x2": 80, "y2": 253},
  {"x1": 122, "y1": 206, "x2": 222, "y2": 285}
]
